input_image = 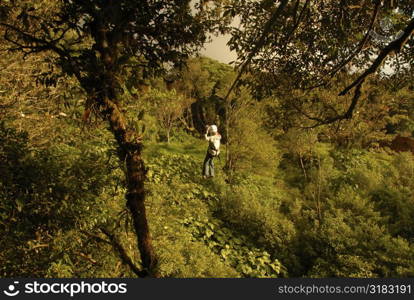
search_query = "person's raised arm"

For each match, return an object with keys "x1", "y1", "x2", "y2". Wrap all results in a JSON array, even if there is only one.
[{"x1": 204, "y1": 125, "x2": 210, "y2": 141}]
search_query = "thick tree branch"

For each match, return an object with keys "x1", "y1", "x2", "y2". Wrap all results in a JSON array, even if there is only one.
[
  {"x1": 339, "y1": 17, "x2": 414, "y2": 96},
  {"x1": 296, "y1": 83, "x2": 363, "y2": 128},
  {"x1": 0, "y1": 22, "x2": 70, "y2": 58},
  {"x1": 292, "y1": 0, "x2": 301, "y2": 23},
  {"x1": 301, "y1": 17, "x2": 414, "y2": 127}
]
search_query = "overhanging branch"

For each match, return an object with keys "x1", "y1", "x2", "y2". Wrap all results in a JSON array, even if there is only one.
[
  {"x1": 1, "y1": 22, "x2": 85, "y2": 86},
  {"x1": 0, "y1": 22, "x2": 69, "y2": 58},
  {"x1": 296, "y1": 82, "x2": 363, "y2": 128},
  {"x1": 302, "y1": 17, "x2": 414, "y2": 127},
  {"x1": 328, "y1": 0, "x2": 381, "y2": 79},
  {"x1": 339, "y1": 17, "x2": 414, "y2": 96},
  {"x1": 223, "y1": 0, "x2": 290, "y2": 102}
]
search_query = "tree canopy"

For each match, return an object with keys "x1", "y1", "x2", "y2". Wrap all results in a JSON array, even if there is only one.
[{"x1": 225, "y1": 0, "x2": 414, "y2": 125}]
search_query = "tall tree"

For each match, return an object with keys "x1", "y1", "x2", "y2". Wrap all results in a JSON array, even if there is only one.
[{"x1": 0, "y1": 0, "x2": 227, "y2": 277}]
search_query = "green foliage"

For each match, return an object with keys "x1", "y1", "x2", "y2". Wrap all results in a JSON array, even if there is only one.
[
  {"x1": 182, "y1": 216, "x2": 282, "y2": 277},
  {"x1": 3, "y1": 113, "x2": 414, "y2": 278},
  {"x1": 167, "y1": 56, "x2": 235, "y2": 133},
  {"x1": 0, "y1": 122, "x2": 126, "y2": 277},
  {"x1": 1, "y1": 0, "x2": 413, "y2": 281},
  {"x1": 143, "y1": 147, "x2": 239, "y2": 277},
  {"x1": 142, "y1": 142, "x2": 285, "y2": 277},
  {"x1": 225, "y1": 89, "x2": 279, "y2": 176},
  {"x1": 173, "y1": 57, "x2": 234, "y2": 101},
  {"x1": 277, "y1": 143, "x2": 414, "y2": 277},
  {"x1": 280, "y1": 128, "x2": 319, "y2": 160},
  {"x1": 143, "y1": 88, "x2": 194, "y2": 143},
  {"x1": 212, "y1": 176, "x2": 297, "y2": 276}
]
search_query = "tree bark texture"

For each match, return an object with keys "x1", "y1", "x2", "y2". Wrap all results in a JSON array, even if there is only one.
[
  {"x1": 101, "y1": 96, "x2": 158, "y2": 277},
  {"x1": 88, "y1": 10, "x2": 159, "y2": 277}
]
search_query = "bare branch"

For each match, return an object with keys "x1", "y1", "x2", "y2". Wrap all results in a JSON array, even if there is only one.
[{"x1": 82, "y1": 229, "x2": 147, "y2": 277}]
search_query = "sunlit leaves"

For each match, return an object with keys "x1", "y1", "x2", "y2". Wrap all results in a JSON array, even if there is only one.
[{"x1": 182, "y1": 216, "x2": 282, "y2": 277}]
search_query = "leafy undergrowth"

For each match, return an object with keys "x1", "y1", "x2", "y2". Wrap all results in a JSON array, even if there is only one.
[
  {"x1": 143, "y1": 138, "x2": 414, "y2": 278},
  {"x1": 143, "y1": 140, "x2": 283, "y2": 278},
  {"x1": 181, "y1": 216, "x2": 282, "y2": 277}
]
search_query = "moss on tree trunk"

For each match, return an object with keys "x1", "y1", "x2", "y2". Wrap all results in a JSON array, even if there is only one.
[{"x1": 102, "y1": 96, "x2": 158, "y2": 277}]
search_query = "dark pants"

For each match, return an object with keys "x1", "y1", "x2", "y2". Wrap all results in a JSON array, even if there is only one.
[{"x1": 202, "y1": 152, "x2": 215, "y2": 177}]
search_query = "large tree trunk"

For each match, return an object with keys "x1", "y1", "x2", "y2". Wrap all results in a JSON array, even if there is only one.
[
  {"x1": 102, "y1": 96, "x2": 158, "y2": 277},
  {"x1": 85, "y1": 12, "x2": 159, "y2": 276}
]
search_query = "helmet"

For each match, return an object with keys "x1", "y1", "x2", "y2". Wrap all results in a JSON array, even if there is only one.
[{"x1": 210, "y1": 125, "x2": 218, "y2": 133}]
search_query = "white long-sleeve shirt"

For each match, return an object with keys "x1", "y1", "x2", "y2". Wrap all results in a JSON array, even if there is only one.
[{"x1": 205, "y1": 133, "x2": 221, "y2": 155}]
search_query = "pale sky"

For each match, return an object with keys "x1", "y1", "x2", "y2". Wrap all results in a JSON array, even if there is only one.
[
  {"x1": 200, "y1": 34, "x2": 238, "y2": 64},
  {"x1": 201, "y1": 33, "x2": 397, "y2": 74}
]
